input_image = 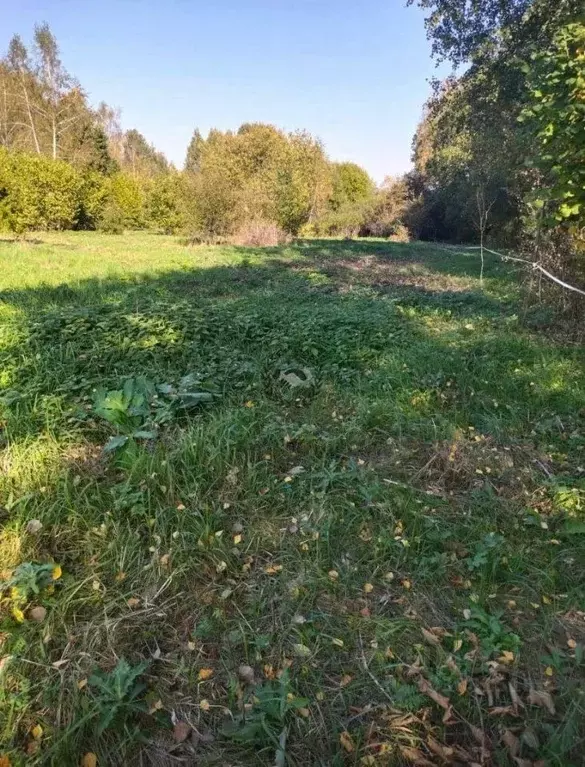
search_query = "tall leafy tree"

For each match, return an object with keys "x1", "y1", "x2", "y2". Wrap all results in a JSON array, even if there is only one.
[{"x1": 184, "y1": 128, "x2": 205, "y2": 173}]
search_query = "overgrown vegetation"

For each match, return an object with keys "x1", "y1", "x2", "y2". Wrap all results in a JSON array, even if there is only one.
[{"x1": 0, "y1": 231, "x2": 584, "y2": 765}]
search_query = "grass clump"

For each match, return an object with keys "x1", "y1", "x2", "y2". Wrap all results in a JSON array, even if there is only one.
[{"x1": 0, "y1": 231, "x2": 584, "y2": 765}]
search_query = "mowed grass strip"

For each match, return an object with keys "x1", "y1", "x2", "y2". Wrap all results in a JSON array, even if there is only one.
[{"x1": 0, "y1": 232, "x2": 584, "y2": 766}]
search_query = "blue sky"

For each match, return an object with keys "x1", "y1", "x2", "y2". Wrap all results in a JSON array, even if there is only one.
[{"x1": 2, "y1": 0, "x2": 448, "y2": 182}]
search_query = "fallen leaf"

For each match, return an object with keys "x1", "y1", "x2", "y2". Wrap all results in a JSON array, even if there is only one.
[
  {"x1": 159, "y1": 553, "x2": 171, "y2": 567},
  {"x1": 340, "y1": 674, "x2": 353, "y2": 687},
  {"x1": 264, "y1": 564, "x2": 283, "y2": 575},
  {"x1": 421, "y1": 628, "x2": 441, "y2": 647},
  {"x1": 199, "y1": 699, "x2": 210, "y2": 712},
  {"x1": 331, "y1": 637, "x2": 344, "y2": 647},
  {"x1": 293, "y1": 643, "x2": 311, "y2": 658},
  {"x1": 399, "y1": 745, "x2": 435, "y2": 765},
  {"x1": 417, "y1": 677, "x2": 450, "y2": 710},
  {"x1": 457, "y1": 678, "x2": 468, "y2": 696},
  {"x1": 52, "y1": 659, "x2": 69, "y2": 669},
  {"x1": 81, "y1": 753, "x2": 97, "y2": 767},
  {"x1": 503, "y1": 729, "x2": 520, "y2": 757},
  {"x1": 127, "y1": 597, "x2": 140, "y2": 608},
  {"x1": 401, "y1": 579, "x2": 412, "y2": 589},
  {"x1": 427, "y1": 737, "x2": 454, "y2": 760},
  {"x1": 198, "y1": 668, "x2": 214, "y2": 681},
  {"x1": 527, "y1": 689, "x2": 555, "y2": 715},
  {"x1": 544, "y1": 666, "x2": 554, "y2": 677},
  {"x1": 149, "y1": 699, "x2": 163, "y2": 714},
  {"x1": 29, "y1": 606, "x2": 47, "y2": 623},
  {"x1": 490, "y1": 706, "x2": 521, "y2": 717},
  {"x1": 173, "y1": 721, "x2": 191, "y2": 743},
  {"x1": 77, "y1": 678, "x2": 88, "y2": 690},
  {"x1": 31, "y1": 724, "x2": 43, "y2": 740},
  {"x1": 328, "y1": 570, "x2": 339, "y2": 580},
  {"x1": 567, "y1": 638, "x2": 577, "y2": 649},
  {"x1": 52, "y1": 565, "x2": 62, "y2": 581},
  {"x1": 364, "y1": 582, "x2": 374, "y2": 594},
  {"x1": 0, "y1": 756, "x2": 11, "y2": 767},
  {"x1": 25, "y1": 519, "x2": 43, "y2": 534},
  {"x1": 115, "y1": 571, "x2": 126, "y2": 582},
  {"x1": 176, "y1": 503, "x2": 186, "y2": 511},
  {"x1": 339, "y1": 731, "x2": 355, "y2": 753},
  {"x1": 238, "y1": 665, "x2": 255, "y2": 684},
  {"x1": 498, "y1": 650, "x2": 515, "y2": 664},
  {"x1": 453, "y1": 638, "x2": 463, "y2": 652},
  {"x1": 12, "y1": 607, "x2": 25, "y2": 624},
  {"x1": 297, "y1": 707, "x2": 310, "y2": 717},
  {"x1": 233, "y1": 534, "x2": 242, "y2": 545}
]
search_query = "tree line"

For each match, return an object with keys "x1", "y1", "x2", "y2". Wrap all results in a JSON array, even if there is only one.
[
  {"x1": 402, "y1": 0, "x2": 584, "y2": 288},
  {"x1": 0, "y1": 24, "x2": 414, "y2": 242}
]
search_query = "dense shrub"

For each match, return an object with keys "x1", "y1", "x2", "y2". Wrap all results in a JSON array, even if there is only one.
[
  {"x1": 232, "y1": 220, "x2": 291, "y2": 247},
  {"x1": 0, "y1": 149, "x2": 82, "y2": 233},
  {"x1": 145, "y1": 174, "x2": 185, "y2": 234},
  {"x1": 106, "y1": 173, "x2": 145, "y2": 229}
]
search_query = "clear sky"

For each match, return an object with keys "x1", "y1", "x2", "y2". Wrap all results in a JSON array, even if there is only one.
[{"x1": 1, "y1": 0, "x2": 447, "y2": 182}]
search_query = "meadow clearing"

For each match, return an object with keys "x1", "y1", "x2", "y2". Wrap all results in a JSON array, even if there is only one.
[{"x1": 0, "y1": 232, "x2": 584, "y2": 765}]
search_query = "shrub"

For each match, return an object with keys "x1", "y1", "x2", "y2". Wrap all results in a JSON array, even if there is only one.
[
  {"x1": 76, "y1": 171, "x2": 108, "y2": 230},
  {"x1": 98, "y1": 200, "x2": 126, "y2": 234},
  {"x1": 106, "y1": 173, "x2": 145, "y2": 229},
  {"x1": 145, "y1": 174, "x2": 185, "y2": 234},
  {"x1": 0, "y1": 149, "x2": 82, "y2": 233},
  {"x1": 232, "y1": 220, "x2": 291, "y2": 247}
]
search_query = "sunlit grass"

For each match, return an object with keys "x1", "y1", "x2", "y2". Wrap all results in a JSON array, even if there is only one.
[{"x1": 0, "y1": 231, "x2": 584, "y2": 765}]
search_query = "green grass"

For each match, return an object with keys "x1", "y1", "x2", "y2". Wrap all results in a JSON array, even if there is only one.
[{"x1": 1, "y1": 231, "x2": 584, "y2": 766}]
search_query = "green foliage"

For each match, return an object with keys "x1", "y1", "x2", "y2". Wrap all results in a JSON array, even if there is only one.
[
  {"x1": 145, "y1": 173, "x2": 185, "y2": 233},
  {"x1": 329, "y1": 162, "x2": 374, "y2": 210},
  {"x1": 520, "y1": 21, "x2": 585, "y2": 226},
  {"x1": 0, "y1": 149, "x2": 82, "y2": 233},
  {"x1": 88, "y1": 658, "x2": 149, "y2": 735},
  {"x1": 94, "y1": 375, "x2": 214, "y2": 451},
  {"x1": 184, "y1": 128, "x2": 205, "y2": 173},
  {"x1": 223, "y1": 671, "x2": 309, "y2": 763},
  {"x1": 103, "y1": 173, "x2": 145, "y2": 229},
  {"x1": 6, "y1": 562, "x2": 57, "y2": 600}
]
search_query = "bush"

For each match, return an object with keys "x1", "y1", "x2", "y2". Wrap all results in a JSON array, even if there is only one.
[
  {"x1": 232, "y1": 220, "x2": 291, "y2": 247},
  {"x1": 145, "y1": 174, "x2": 185, "y2": 234},
  {"x1": 106, "y1": 173, "x2": 145, "y2": 229},
  {"x1": 76, "y1": 171, "x2": 108, "y2": 230},
  {"x1": 0, "y1": 149, "x2": 82, "y2": 233},
  {"x1": 98, "y1": 201, "x2": 126, "y2": 234}
]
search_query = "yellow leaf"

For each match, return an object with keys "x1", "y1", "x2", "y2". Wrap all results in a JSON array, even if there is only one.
[
  {"x1": 498, "y1": 651, "x2": 515, "y2": 664},
  {"x1": 567, "y1": 638, "x2": 577, "y2": 649},
  {"x1": 331, "y1": 637, "x2": 344, "y2": 648},
  {"x1": 264, "y1": 564, "x2": 283, "y2": 575},
  {"x1": 148, "y1": 699, "x2": 163, "y2": 714},
  {"x1": 159, "y1": 553, "x2": 171, "y2": 567},
  {"x1": 115, "y1": 571, "x2": 126, "y2": 582},
  {"x1": 363, "y1": 583, "x2": 374, "y2": 594},
  {"x1": 198, "y1": 668, "x2": 214, "y2": 681},
  {"x1": 316, "y1": 690, "x2": 325, "y2": 701},
  {"x1": 199, "y1": 699, "x2": 210, "y2": 712},
  {"x1": 52, "y1": 565, "x2": 62, "y2": 581},
  {"x1": 453, "y1": 638, "x2": 463, "y2": 652},
  {"x1": 77, "y1": 678, "x2": 88, "y2": 690},
  {"x1": 457, "y1": 678, "x2": 468, "y2": 696},
  {"x1": 545, "y1": 666, "x2": 554, "y2": 677},
  {"x1": 340, "y1": 731, "x2": 355, "y2": 753},
  {"x1": 298, "y1": 707, "x2": 310, "y2": 717},
  {"x1": 31, "y1": 724, "x2": 43, "y2": 739},
  {"x1": 328, "y1": 570, "x2": 339, "y2": 580},
  {"x1": 12, "y1": 607, "x2": 25, "y2": 623},
  {"x1": 176, "y1": 503, "x2": 186, "y2": 511},
  {"x1": 401, "y1": 579, "x2": 411, "y2": 590},
  {"x1": 233, "y1": 534, "x2": 242, "y2": 545},
  {"x1": 81, "y1": 753, "x2": 97, "y2": 767},
  {"x1": 542, "y1": 595, "x2": 552, "y2": 605},
  {"x1": 0, "y1": 756, "x2": 12, "y2": 767},
  {"x1": 340, "y1": 674, "x2": 353, "y2": 687}
]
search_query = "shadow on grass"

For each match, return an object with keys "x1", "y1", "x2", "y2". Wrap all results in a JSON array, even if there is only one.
[{"x1": 1, "y1": 238, "x2": 584, "y2": 451}]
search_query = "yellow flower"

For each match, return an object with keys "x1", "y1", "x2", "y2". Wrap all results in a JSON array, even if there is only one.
[
  {"x1": 12, "y1": 607, "x2": 25, "y2": 623},
  {"x1": 52, "y1": 565, "x2": 62, "y2": 581}
]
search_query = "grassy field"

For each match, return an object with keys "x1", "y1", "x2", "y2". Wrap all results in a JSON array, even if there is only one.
[{"x1": 1, "y1": 231, "x2": 584, "y2": 766}]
